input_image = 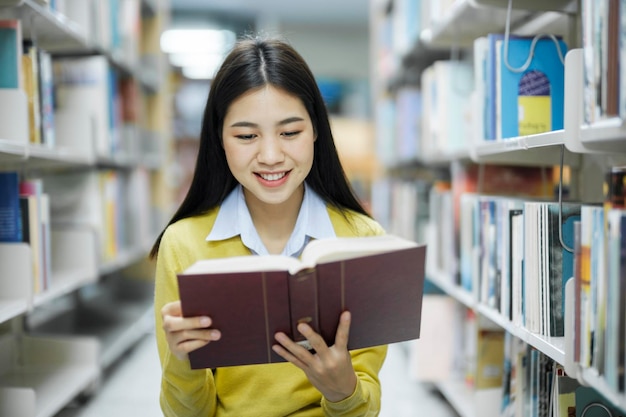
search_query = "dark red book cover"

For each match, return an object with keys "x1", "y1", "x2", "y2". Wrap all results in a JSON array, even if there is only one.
[{"x1": 177, "y1": 241, "x2": 426, "y2": 369}]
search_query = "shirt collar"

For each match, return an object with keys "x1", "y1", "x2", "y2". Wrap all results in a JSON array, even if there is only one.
[{"x1": 206, "y1": 183, "x2": 335, "y2": 257}]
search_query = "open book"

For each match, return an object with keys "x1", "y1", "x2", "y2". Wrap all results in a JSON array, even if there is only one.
[{"x1": 177, "y1": 234, "x2": 427, "y2": 369}]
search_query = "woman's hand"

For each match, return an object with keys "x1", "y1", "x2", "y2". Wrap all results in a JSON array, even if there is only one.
[
  {"x1": 272, "y1": 311, "x2": 357, "y2": 402},
  {"x1": 160, "y1": 301, "x2": 221, "y2": 360}
]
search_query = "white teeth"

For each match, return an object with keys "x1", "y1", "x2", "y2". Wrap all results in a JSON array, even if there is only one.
[{"x1": 259, "y1": 172, "x2": 286, "y2": 181}]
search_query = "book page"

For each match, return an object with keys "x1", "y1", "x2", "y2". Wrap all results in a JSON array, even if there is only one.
[
  {"x1": 301, "y1": 234, "x2": 418, "y2": 265},
  {"x1": 183, "y1": 254, "x2": 302, "y2": 275}
]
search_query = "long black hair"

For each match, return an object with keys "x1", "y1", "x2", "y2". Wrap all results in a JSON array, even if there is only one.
[{"x1": 150, "y1": 35, "x2": 369, "y2": 259}]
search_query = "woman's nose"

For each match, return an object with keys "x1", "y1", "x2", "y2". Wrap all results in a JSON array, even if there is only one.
[{"x1": 257, "y1": 137, "x2": 284, "y2": 164}]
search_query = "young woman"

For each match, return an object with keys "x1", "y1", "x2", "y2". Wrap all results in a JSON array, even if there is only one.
[{"x1": 151, "y1": 35, "x2": 387, "y2": 416}]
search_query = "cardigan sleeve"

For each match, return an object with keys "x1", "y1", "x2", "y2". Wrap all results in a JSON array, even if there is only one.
[
  {"x1": 321, "y1": 345, "x2": 388, "y2": 417},
  {"x1": 154, "y1": 226, "x2": 218, "y2": 417}
]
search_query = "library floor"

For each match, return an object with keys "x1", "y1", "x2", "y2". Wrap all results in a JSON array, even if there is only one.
[{"x1": 55, "y1": 332, "x2": 459, "y2": 417}]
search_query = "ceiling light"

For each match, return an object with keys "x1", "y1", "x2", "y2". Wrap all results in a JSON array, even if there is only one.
[
  {"x1": 182, "y1": 65, "x2": 221, "y2": 80},
  {"x1": 160, "y1": 29, "x2": 236, "y2": 54}
]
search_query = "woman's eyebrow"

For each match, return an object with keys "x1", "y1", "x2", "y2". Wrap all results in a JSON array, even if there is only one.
[
  {"x1": 229, "y1": 117, "x2": 304, "y2": 128},
  {"x1": 277, "y1": 116, "x2": 304, "y2": 126},
  {"x1": 229, "y1": 121, "x2": 257, "y2": 128}
]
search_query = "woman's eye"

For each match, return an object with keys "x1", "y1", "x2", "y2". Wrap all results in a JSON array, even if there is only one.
[
  {"x1": 236, "y1": 134, "x2": 256, "y2": 140},
  {"x1": 282, "y1": 131, "x2": 300, "y2": 138}
]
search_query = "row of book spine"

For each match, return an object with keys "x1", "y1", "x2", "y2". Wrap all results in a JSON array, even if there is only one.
[
  {"x1": 375, "y1": 0, "x2": 626, "y2": 165},
  {"x1": 53, "y1": 54, "x2": 142, "y2": 158},
  {"x1": 0, "y1": 1, "x2": 147, "y2": 156},
  {"x1": 499, "y1": 333, "x2": 623, "y2": 417},
  {"x1": 576, "y1": 167, "x2": 626, "y2": 393},
  {"x1": 0, "y1": 172, "x2": 51, "y2": 294},
  {"x1": 412, "y1": 296, "x2": 622, "y2": 417},
  {"x1": 48, "y1": 0, "x2": 141, "y2": 67},
  {"x1": 0, "y1": 20, "x2": 55, "y2": 146},
  {"x1": 0, "y1": 168, "x2": 155, "y2": 278},
  {"x1": 375, "y1": 28, "x2": 568, "y2": 165},
  {"x1": 582, "y1": 0, "x2": 626, "y2": 123},
  {"x1": 425, "y1": 165, "x2": 626, "y2": 396}
]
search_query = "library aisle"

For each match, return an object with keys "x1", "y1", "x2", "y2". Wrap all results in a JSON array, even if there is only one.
[{"x1": 53, "y1": 327, "x2": 458, "y2": 417}]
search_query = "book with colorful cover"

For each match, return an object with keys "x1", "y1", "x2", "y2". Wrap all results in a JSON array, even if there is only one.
[
  {"x1": 488, "y1": 33, "x2": 567, "y2": 140},
  {"x1": 0, "y1": 19, "x2": 22, "y2": 89}
]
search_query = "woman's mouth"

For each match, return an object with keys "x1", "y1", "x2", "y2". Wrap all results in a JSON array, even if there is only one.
[{"x1": 258, "y1": 171, "x2": 288, "y2": 181}]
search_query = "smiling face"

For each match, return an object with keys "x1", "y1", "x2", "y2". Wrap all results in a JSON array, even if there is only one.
[{"x1": 222, "y1": 85, "x2": 316, "y2": 214}]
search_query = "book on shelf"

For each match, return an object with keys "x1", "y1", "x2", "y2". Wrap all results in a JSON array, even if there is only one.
[
  {"x1": 20, "y1": 178, "x2": 51, "y2": 293},
  {"x1": 523, "y1": 201, "x2": 580, "y2": 338},
  {"x1": 573, "y1": 219, "x2": 582, "y2": 364},
  {"x1": 473, "y1": 36, "x2": 489, "y2": 143},
  {"x1": 591, "y1": 168, "x2": 626, "y2": 380},
  {"x1": 0, "y1": 19, "x2": 22, "y2": 89},
  {"x1": 420, "y1": 60, "x2": 473, "y2": 154},
  {"x1": 409, "y1": 295, "x2": 460, "y2": 382},
  {"x1": 487, "y1": 33, "x2": 567, "y2": 140},
  {"x1": 551, "y1": 364, "x2": 580, "y2": 417},
  {"x1": 582, "y1": 0, "x2": 624, "y2": 122},
  {"x1": 451, "y1": 161, "x2": 555, "y2": 290},
  {"x1": 605, "y1": 209, "x2": 626, "y2": 393},
  {"x1": 621, "y1": 0, "x2": 626, "y2": 118},
  {"x1": 177, "y1": 234, "x2": 426, "y2": 369},
  {"x1": 21, "y1": 40, "x2": 41, "y2": 145},
  {"x1": 578, "y1": 204, "x2": 603, "y2": 369},
  {"x1": 474, "y1": 329, "x2": 505, "y2": 390},
  {"x1": 44, "y1": 170, "x2": 120, "y2": 262},
  {"x1": 575, "y1": 385, "x2": 624, "y2": 417},
  {"x1": 0, "y1": 172, "x2": 22, "y2": 243},
  {"x1": 53, "y1": 56, "x2": 114, "y2": 157},
  {"x1": 37, "y1": 48, "x2": 55, "y2": 147}
]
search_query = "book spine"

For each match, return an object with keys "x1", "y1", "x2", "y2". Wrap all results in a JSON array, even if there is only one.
[
  {"x1": 37, "y1": 49, "x2": 55, "y2": 148},
  {"x1": 288, "y1": 268, "x2": 319, "y2": 345},
  {"x1": 0, "y1": 20, "x2": 22, "y2": 89},
  {"x1": 0, "y1": 172, "x2": 22, "y2": 243}
]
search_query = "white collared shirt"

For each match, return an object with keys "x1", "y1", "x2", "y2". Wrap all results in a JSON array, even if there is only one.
[{"x1": 206, "y1": 183, "x2": 336, "y2": 257}]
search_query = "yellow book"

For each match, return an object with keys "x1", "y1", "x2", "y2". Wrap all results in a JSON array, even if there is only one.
[{"x1": 21, "y1": 41, "x2": 41, "y2": 144}]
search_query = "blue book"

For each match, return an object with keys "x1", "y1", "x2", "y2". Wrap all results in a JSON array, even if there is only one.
[
  {"x1": 0, "y1": 20, "x2": 22, "y2": 88},
  {"x1": 547, "y1": 202, "x2": 580, "y2": 337},
  {"x1": 488, "y1": 34, "x2": 567, "y2": 139},
  {"x1": 0, "y1": 172, "x2": 22, "y2": 242}
]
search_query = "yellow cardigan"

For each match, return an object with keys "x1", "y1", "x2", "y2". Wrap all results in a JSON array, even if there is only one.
[{"x1": 154, "y1": 204, "x2": 388, "y2": 417}]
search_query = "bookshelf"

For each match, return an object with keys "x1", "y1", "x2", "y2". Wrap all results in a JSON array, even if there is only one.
[
  {"x1": 0, "y1": 1, "x2": 173, "y2": 416},
  {"x1": 371, "y1": 0, "x2": 626, "y2": 415}
]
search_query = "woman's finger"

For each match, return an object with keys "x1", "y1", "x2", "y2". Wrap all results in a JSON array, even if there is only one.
[
  {"x1": 163, "y1": 314, "x2": 213, "y2": 332},
  {"x1": 333, "y1": 311, "x2": 351, "y2": 350}
]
